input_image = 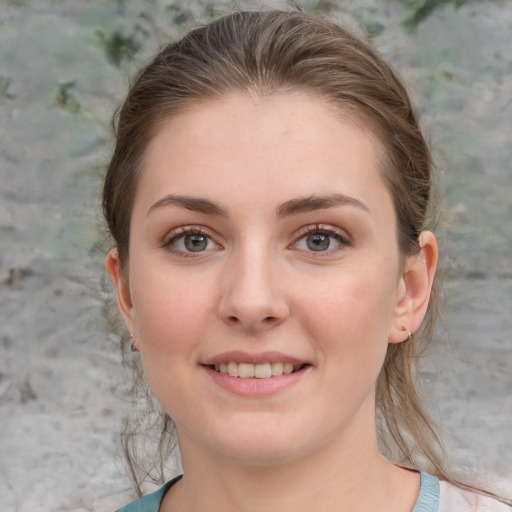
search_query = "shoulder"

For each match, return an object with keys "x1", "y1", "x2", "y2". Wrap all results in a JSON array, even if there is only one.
[
  {"x1": 439, "y1": 481, "x2": 512, "y2": 512},
  {"x1": 114, "y1": 476, "x2": 182, "y2": 512}
]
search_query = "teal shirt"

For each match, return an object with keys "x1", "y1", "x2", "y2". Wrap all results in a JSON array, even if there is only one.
[
  {"x1": 115, "y1": 472, "x2": 440, "y2": 512},
  {"x1": 115, "y1": 477, "x2": 181, "y2": 512}
]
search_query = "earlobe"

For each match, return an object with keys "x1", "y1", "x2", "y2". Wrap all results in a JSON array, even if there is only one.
[
  {"x1": 105, "y1": 248, "x2": 136, "y2": 334},
  {"x1": 389, "y1": 231, "x2": 438, "y2": 344}
]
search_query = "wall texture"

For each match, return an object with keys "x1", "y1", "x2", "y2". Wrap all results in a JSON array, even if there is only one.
[{"x1": 0, "y1": 1, "x2": 511, "y2": 510}]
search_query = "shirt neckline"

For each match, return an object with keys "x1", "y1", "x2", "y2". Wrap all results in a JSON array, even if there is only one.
[
  {"x1": 161, "y1": 472, "x2": 440, "y2": 512},
  {"x1": 120, "y1": 471, "x2": 440, "y2": 512},
  {"x1": 412, "y1": 472, "x2": 440, "y2": 512}
]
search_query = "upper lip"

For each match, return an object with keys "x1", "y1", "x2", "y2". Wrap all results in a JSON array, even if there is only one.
[{"x1": 202, "y1": 351, "x2": 309, "y2": 366}]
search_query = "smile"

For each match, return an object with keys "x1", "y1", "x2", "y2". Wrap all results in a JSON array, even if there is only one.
[{"x1": 211, "y1": 362, "x2": 304, "y2": 379}]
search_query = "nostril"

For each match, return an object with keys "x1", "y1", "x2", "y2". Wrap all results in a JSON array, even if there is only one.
[{"x1": 225, "y1": 314, "x2": 279, "y2": 329}]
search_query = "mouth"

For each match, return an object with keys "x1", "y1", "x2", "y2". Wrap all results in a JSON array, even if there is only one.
[{"x1": 207, "y1": 362, "x2": 308, "y2": 379}]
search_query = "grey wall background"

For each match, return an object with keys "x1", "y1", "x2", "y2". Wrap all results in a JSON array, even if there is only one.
[{"x1": 0, "y1": 1, "x2": 511, "y2": 510}]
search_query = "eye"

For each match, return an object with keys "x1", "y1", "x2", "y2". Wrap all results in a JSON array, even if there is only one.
[
  {"x1": 304, "y1": 233, "x2": 331, "y2": 251},
  {"x1": 293, "y1": 225, "x2": 350, "y2": 253},
  {"x1": 164, "y1": 227, "x2": 220, "y2": 255}
]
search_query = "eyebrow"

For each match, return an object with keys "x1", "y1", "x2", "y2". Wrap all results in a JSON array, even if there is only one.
[
  {"x1": 277, "y1": 194, "x2": 370, "y2": 218},
  {"x1": 148, "y1": 194, "x2": 228, "y2": 216},
  {"x1": 148, "y1": 193, "x2": 370, "y2": 218}
]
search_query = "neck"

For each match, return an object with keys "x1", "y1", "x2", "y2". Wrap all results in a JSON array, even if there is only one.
[{"x1": 162, "y1": 416, "x2": 420, "y2": 512}]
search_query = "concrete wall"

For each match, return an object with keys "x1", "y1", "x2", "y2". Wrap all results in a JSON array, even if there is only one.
[{"x1": 0, "y1": 1, "x2": 510, "y2": 510}]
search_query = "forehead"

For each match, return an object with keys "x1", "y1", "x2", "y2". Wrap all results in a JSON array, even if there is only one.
[{"x1": 136, "y1": 93, "x2": 392, "y2": 219}]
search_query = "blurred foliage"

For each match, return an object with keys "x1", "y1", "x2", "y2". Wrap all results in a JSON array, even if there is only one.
[
  {"x1": 287, "y1": 0, "x2": 511, "y2": 32},
  {"x1": 55, "y1": 81, "x2": 81, "y2": 113},
  {"x1": 166, "y1": 3, "x2": 195, "y2": 25},
  {"x1": 0, "y1": 73, "x2": 16, "y2": 101},
  {"x1": 309, "y1": 0, "x2": 338, "y2": 14},
  {"x1": 95, "y1": 25, "x2": 146, "y2": 67},
  {"x1": 286, "y1": 0, "x2": 337, "y2": 14},
  {"x1": 400, "y1": 0, "x2": 472, "y2": 30},
  {"x1": 203, "y1": 2, "x2": 231, "y2": 19},
  {"x1": 350, "y1": 4, "x2": 386, "y2": 37}
]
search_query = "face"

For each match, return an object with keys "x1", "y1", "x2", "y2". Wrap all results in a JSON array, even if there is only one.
[{"x1": 108, "y1": 93, "x2": 432, "y2": 467}]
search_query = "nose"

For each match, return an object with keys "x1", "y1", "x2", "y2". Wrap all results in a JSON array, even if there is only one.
[{"x1": 217, "y1": 246, "x2": 289, "y2": 333}]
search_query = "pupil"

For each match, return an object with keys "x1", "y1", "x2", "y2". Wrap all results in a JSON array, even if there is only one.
[
  {"x1": 307, "y1": 233, "x2": 330, "y2": 251},
  {"x1": 185, "y1": 234, "x2": 207, "y2": 252}
]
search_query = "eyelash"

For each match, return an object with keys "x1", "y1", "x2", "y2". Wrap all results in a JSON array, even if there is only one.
[
  {"x1": 163, "y1": 226, "x2": 220, "y2": 256},
  {"x1": 162, "y1": 223, "x2": 351, "y2": 257},
  {"x1": 292, "y1": 224, "x2": 352, "y2": 254}
]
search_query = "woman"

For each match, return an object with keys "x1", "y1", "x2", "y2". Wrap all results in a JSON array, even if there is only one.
[{"x1": 103, "y1": 10, "x2": 510, "y2": 512}]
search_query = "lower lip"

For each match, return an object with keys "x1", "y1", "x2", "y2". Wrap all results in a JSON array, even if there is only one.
[{"x1": 202, "y1": 365, "x2": 310, "y2": 397}]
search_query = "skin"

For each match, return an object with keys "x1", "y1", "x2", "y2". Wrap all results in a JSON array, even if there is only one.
[{"x1": 106, "y1": 93, "x2": 438, "y2": 512}]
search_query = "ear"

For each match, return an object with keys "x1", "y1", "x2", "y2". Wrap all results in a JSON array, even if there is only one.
[
  {"x1": 388, "y1": 231, "x2": 438, "y2": 344},
  {"x1": 105, "y1": 248, "x2": 136, "y2": 336}
]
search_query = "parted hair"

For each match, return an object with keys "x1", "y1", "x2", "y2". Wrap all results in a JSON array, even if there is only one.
[{"x1": 103, "y1": 10, "x2": 447, "y2": 495}]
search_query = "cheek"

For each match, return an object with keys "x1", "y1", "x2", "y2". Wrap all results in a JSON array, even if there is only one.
[
  {"x1": 129, "y1": 270, "x2": 218, "y2": 411},
  {"x1": 296, "y1": 267, "x2": 398, "y2": 363},
  {"x1": 130, "y1": 265, "x2": 219, "y2": 352},
  {"x1": 305, "y1": 268, "x2": 397, "y2": 327}
]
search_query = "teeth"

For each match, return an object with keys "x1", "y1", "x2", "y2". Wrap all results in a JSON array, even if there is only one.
[
  {"x1": 254, "y1": 362, "x2": 271, "y2": 379},
  {"x1": 214, "y1": 362, "x2": 302, "y2": 379},
  {"x1": 271, "y1": 362, "x2": 283, "y2": 376},
  {"x1": 227, "y1": 361, "x2": 239, "y2": 377},
  {"x1": 238, "y1": 363, "x2": 254, "y2": 378},
  {"x1": 283, "y1": 362, "x2": 294, "y2": 374}
]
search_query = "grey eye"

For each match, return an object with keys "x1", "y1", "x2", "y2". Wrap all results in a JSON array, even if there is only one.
[
  {"x1": 166, "y1": 228, "x2": 220, "y2": 255},
  {"x1": 184, "y1": 234, "x2": 208, "y2": 252},
  {"x1": 306, "y1": 233, "x2": 330, "y2": 251}
]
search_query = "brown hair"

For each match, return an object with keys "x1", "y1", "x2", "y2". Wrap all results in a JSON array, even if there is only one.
[{"x1": 103, "y1": 10, "x2": 446, "y2": 494}]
